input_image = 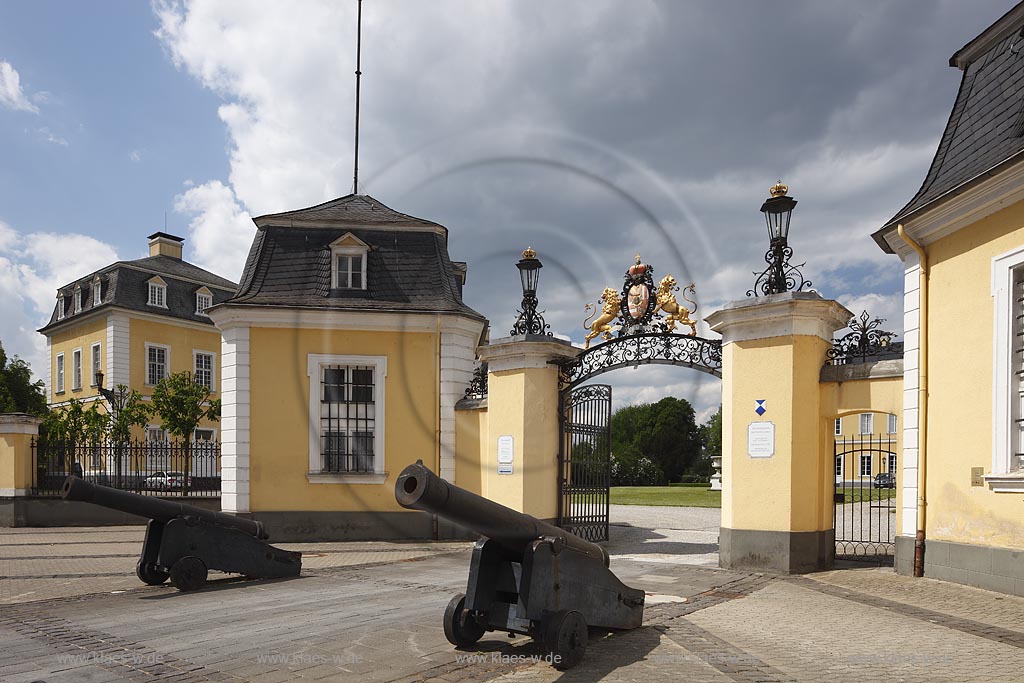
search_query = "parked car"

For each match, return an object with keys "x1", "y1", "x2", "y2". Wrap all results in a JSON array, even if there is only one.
[
  {"x1": 873, "y1": 472, "x2": 896, "y2": 489},
  {"x1": 143, "y1": 471, "x2": 190, "y2": 491}
]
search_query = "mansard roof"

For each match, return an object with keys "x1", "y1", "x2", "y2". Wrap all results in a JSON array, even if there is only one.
[
  {"x1": 39, "y1": 255, "x2": 238, "y2": 334},
  {"x1": 874, "y1": 2, "x2": 1024, "y2": 250},
  {"x1": 225, "y1": 194, "x2": 481, "y2": 318}
]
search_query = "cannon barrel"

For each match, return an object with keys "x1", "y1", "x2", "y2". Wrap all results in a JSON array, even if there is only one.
[
  {"x1": 62, "y1": 477, "x2": 269, "y2": 540},
  {"x1": 395, "y1": 461, "x2": 608, "y2": 566}
]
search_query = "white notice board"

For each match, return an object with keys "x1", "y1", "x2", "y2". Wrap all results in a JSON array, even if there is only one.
[
  {"x1": 497, "y1": 435, "x2": 514, "y2": 474},
  {"x1": 747, "y1": 421, "x2": 775, "y2": 458}
]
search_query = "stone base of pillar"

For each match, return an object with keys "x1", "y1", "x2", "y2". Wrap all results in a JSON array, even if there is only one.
[{"x1": 719, "y1": 527, "x2": 835, "y2": 574}]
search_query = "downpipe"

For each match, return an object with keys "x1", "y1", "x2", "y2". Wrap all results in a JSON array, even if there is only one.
[{"x1": 899, "y1": 224, "x2": 928, "y2": 577}]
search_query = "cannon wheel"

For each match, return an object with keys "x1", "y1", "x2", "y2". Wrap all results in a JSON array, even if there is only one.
[
  {"x1": 443, "y1": 593, "x2": 485, "y2": 648},
  {"x1": 135, "y1": 560, "x2": 169, "y2": 586},
  {"x1": 169, "y1": 556, "x2": 208, "y2": 591},
  {"x1": 543, "y1": 610, "x2": 588, "y2": 670}
]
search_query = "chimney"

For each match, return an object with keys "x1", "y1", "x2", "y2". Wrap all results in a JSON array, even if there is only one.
[{"x1": 147, "y1": 232, "x2": 184, "y2": 259}]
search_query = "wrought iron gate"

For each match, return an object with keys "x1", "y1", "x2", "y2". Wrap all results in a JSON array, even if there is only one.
[
  {"x1": 834, "y1": 434, "x2": 897, "y2": 560},
  {"x1": 558, "y1": 384, "x2": 612, "y2": 542}
]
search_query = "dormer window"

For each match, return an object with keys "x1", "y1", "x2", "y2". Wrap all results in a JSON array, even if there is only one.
[
  {"x1": 56, "y1": 294, "x2": 65, "y2": 320},
  {"x1": 73, "y1": 287, "x2": 82, "y2": 314},
  {"x1": 195, "y1": 287, "x2": 213, "y2": 315},
  {"x1": 330, "y1": 233, "x2": 369, "y2": 291},
  {"x1": 147, "y1": 277, "x2": 167, "y2": 308},
  {"x1": 93, "y1": 277, "x2": 102, "y2": 306}
]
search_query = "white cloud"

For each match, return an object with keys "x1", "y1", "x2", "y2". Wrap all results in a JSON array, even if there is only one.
[
  {"x1": 0, "y1": 220, "x2": 119, "y2": 381},
  {"x1": 130, "y1": 149, "x2": 142, "y2": 162},
  {"x1": 0, "y1": 60, "x2": 39, "y2": 113},
  {"x1": 36, "y1": 127, "x2": 68, "y2": 146},
  {"x1": 173, "y1": 180, "x2": 254, "y2": 283}
]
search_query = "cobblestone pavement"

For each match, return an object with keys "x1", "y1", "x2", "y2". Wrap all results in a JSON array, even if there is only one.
[{"x1": 2, "y1": 523, "x2": 1023, "y2": 682}]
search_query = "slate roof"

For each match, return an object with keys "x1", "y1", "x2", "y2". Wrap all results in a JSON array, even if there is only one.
[
  {"x1": 252, "y1": 194, "x2": 445, "y2": 231},
  {"x1": 39, "y1": 255, "x2": 238, "y2": 334},
  {"x1": 228, "y1": 194, "x2": 483, "y2": 319},
  {"x1": 874, "y1": 2, "x2": 1024, "y2": 250}
]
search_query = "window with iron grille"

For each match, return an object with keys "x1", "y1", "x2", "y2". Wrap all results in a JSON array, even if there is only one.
[
  {"x1": 860, "y1": 453, "x2": 872, "y2": 477},
  {"x1": 320, "y1": 365, "x2": 375, "y2": 473},
  {"x1": 835, "y1": 454, "x2": 843, "y2": 478},
  {"x1": 1013, "y1": 265, "x2": 1024, "y2": 472},
  {"x1": 888, "y1": 453, "x2": 897, "y2": 474}
]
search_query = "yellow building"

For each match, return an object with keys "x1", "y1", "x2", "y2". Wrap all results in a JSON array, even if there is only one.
[
  {"x1": 206, "y1": 194, "x2": 487, "y2": 540},
  {"x1": 38, "y1": 232, "x2": 236, "y2": 471},
  {"x1": 873, "y1": 2, "x2": 1024, "y2": 594}
]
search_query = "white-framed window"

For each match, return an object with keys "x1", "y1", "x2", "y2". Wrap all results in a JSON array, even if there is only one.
[
  {"x1": 193, "y1": 428, "x2": 218, "y2": 476},
  {"x1": 55, "y1": 353, "x2": 65, "y2": 393},
  {"x1": 835, "y1": 454, "x2": 843, "y2": 479},
  {"x1": 72, "y1": 348, "x2": 82, "y2": 391},
  {"x1": 860, "y1": 453, "x2": 872, "y2": 477},
  {"x1": 56, "y1": 295, "x2": 65, "y2": 320},
  {"x1": 93, "y1": 278, "x2": 102, "y2": 306},
  {"x1": 834, "y1": 418, "x2": 842, "y2": 436},
  {"x1": 73, "y1": 287, "x2": 82, "y2": 314},
  {"x1": 888, "y1": 453, "x2": 898, "y2": 474},
  {"x1": 195, "y1": 291, "x2": 213, "y2": 315},
  {"x1": 991, "y1": 249, "x2": 1024, "y2": 483},
  {"x1": 887, "y1": 413, "x2": 897, "y2": 434},
  {"x1": 91, "y1": 343, "x2": 101, "y2": 386},
  {"x1": 145, "y1": 343, "x2": 169, "y2": 386},
  {"x1": 330, "y1": 234, "x2": 369, "y2": 290},
  {"x1": 859, "y1": 413, "x2": 874, "y2": 435},
  {"x1": 147, "y1": 279, "x2": 167, "y2": 308},
  {"x1": 306, "y1": 354, "x2": 386, "y2": 481},
  {"x1": 335, "y1": 254, "x2": 365, "y2": 289},
  {"x1": 193, "y1": 350, "x2": 215, "y2": 390}
]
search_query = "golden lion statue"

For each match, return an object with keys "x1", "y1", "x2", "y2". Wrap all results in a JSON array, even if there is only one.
[
  {"x1": 583, "y1": 288, "x2": 621, "y2": 348},
  {"x1": 654, "y1": 275, "x2": 698, "y2": 336}
]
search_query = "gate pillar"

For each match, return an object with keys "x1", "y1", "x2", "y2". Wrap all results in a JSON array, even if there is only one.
[
  {"x1": 476, "y1": 335, "x2": 579, "y2": 521},
  {"x1": 707, "y1": 292, "x2": 851, "y2": 573}
]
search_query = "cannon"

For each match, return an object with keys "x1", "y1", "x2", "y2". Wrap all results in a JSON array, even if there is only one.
[
  {"x1": 62, "y1": 476, "x2": 301, "y2": 591},
  {"x1": 395, "y1": 461, "x2": 644, "y2": 670}
]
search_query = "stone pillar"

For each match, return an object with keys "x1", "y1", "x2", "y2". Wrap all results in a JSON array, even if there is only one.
[
  {"x1": 0, "y1": 413, "x2": 43, "y2": 526},
  {"x1": 476, "y1": 335, "x2": 579, "y2": 521},
  {"x1": 706, "y1": 292, "x2": 851, "y2": 573}
]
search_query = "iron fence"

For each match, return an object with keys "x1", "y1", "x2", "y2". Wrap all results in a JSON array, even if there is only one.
[
  {"x1": 834, "y1": 433, "x2": 897, "y2": 561},
  {"x1": 32, "y1": 437, "x2": 221, "y2": 497}
]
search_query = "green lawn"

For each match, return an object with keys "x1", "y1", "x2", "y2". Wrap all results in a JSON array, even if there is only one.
[
  {"x1": 834, "y1": 487, "x2": 896, "y2": 504},
  {"x1": 610, "y1": 486, "x2": 721, "y2": 507}
]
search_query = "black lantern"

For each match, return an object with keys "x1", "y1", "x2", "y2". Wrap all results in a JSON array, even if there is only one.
[
  {"x1": 747, "y1": 182, "x2": 812, "y2": 297},
  {"x1": 510, "y1": 246, "x2": 552, "y2": 336}
]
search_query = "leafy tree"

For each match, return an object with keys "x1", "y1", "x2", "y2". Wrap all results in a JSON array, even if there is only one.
[
  {"x1": 611, "y1": 397, "x2": 702, "y2": 483},
  {"x1": 151, "y1": 371, "x2": 221, "y2": 491},
  {"x1": 0, "y1": 342, "x2": 47, "y2": 416},
  {"x1": 101, "y1": 386, "x2": 151, "y2": 443},
  {"x1": 41, "y1": 398, "x2": 107, "y2": 471},
  {"x1": 696, "y1": 405, "x2": 723, "y2": 478}
]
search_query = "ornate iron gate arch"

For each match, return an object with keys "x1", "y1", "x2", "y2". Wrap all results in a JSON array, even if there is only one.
[{"x1": 554, "y1": 255, "x2": 723, "y2": 540}]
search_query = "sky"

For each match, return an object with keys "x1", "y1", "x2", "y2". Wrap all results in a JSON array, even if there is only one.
[{"x1": 0, "y1": 0, "x2": 1016, "y2": 421}]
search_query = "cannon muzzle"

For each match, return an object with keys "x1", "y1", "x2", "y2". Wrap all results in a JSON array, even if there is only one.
[
  {"x1": 62, "y1": 476, "x2": 268, "y2": 540},
  {"x1": 395, "y1": 461, "x2": 607, "y2": 566}
]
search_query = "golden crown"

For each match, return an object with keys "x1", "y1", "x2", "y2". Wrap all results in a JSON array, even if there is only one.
[
  {"x1": 521, "y1": 246, "x2": 537, "y2": 259},
  {"x1": 769, "y1": 181, "x2": 789, "y2": 198}
]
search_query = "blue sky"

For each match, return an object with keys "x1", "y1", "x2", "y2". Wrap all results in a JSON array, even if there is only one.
[{"x1": 0, "y1": 1, "x2": 1015, "y2": 419}]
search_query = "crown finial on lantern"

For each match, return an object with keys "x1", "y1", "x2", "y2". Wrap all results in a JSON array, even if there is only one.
[
  {"x1": 522, "y1": 246, "x2": 536, "y2": 259},
  {"x1": 769, "y1": 180, "x2": 789, "y2": 198},
  {"x1": 635, "y1": 253, "x2": 642, "y2": 264}
]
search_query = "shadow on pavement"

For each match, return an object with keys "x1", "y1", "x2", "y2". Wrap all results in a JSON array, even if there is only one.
[
  {"x1": 136, "y1": 574, "x2": 306, "y2": 599},
  {"x1": 607, "y1": 523, "x2": 718, "y2": 557}
]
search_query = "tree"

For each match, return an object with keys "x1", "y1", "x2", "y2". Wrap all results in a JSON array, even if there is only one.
[
  {"x1": 697, "y1": 405, "x2": 723, "y2": 478},
  {"x1": 41, "y1": 398, "x2": 107, "y2": 471},
  {"x1": 610, "y1": 397, "x2": 702, "y2": 483},
  {"x1": 0, "y1": 342, "x2": 47, "y2": 416},
  {"x1": 151, "y1": 371, "x2": 221, "y2": 491},
  {"x1": 100, "y1": 386, "x2": 151, "y2": 443}
]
